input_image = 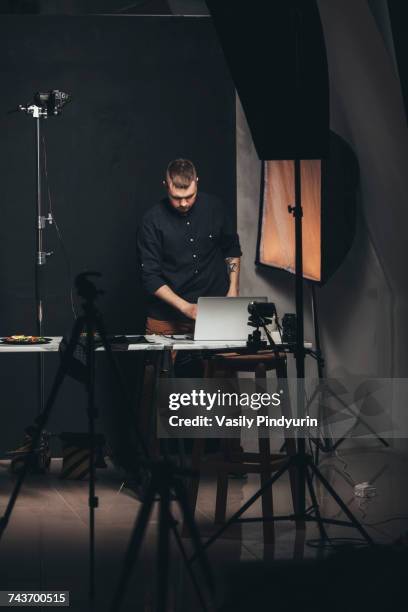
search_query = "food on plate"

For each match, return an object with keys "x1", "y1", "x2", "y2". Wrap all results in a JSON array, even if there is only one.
[{"x1": 1, "y1": 335, "x2": 49, "y2": 344}]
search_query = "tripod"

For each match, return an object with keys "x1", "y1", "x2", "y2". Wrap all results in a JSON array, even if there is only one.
[
  {"x1": 110, "y1": 460, "x2": 214, "y2": 612},
  {"x1": 110, "y1": 345, "x2": 214, "y2": 611},
  {"x1": 0, "y1": 272, "x2": 128, "y2": 599},
  {"x1": 0, "y1": 272, "x2": 213, "y2": 608}
]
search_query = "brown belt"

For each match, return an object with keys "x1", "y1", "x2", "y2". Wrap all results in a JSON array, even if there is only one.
[{"x1": 145, "y1": 317, "x2": 194, "y2": 336}]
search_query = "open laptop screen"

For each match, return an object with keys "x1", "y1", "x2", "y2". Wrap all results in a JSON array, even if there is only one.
[{"x1": 194, "y1": 297, "x2": 268, "y2": 341}]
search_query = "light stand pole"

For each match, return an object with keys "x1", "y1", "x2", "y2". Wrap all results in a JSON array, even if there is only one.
[
  {"x1": 19, "y1": 91, "x2": 70, "y2": 414},
  {"x1": 290, "y1": 157, "x2": 307, "y2": 521},
  {"x1": 18, "y1": 103, "x2": 52, "y2": 414},
  {"x1": 34, "y1": 105, "x2": 51, "y2": 414}
]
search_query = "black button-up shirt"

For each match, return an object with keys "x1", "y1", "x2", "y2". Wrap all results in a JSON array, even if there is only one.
[{"x1": 137, "y1": 192, "x2": 242, "y2": 320}]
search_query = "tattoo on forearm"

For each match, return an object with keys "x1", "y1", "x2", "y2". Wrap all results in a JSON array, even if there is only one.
[{"x1": 226, "y1": 258, "x2": 238, "y2": 274}]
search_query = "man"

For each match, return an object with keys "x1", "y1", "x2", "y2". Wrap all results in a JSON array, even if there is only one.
[{"x1": 137, "y1": 159, "x2": 242, "y2": 335}]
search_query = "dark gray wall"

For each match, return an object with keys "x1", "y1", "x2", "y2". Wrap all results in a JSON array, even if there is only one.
[{"x1": 0, "y1": 15, "x2": 235, "y2": 455}]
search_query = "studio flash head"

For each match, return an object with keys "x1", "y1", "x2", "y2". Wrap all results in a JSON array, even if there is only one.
[{"x1": 34, "y1": 89, "x2": 70, "y2": 116}]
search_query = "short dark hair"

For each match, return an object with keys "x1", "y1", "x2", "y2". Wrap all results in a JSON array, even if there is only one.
[{"x1": 166, "y1": 159, "x2": 197, "y2": 188}]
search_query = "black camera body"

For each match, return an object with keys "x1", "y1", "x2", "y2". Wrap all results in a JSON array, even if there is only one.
[
  {"x1": 247, "y1": 301, "x2": 277, "y2": 318},
  {"x1": 247, "y1": 301, "x2": 277, "y2": 328}
]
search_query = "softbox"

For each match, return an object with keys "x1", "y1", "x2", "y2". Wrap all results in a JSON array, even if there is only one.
[{"x1": 256, "y1": 132, "x2": 359, "y2": 285}]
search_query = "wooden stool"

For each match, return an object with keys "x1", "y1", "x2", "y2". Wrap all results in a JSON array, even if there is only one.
[{"x1": 186, "y1": 351, "x2": 296, "y2": 543}]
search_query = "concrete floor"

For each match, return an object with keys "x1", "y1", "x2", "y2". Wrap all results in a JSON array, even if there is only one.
[{"x1": 0, "y1": 445, "x2": 407, "y2": 611}]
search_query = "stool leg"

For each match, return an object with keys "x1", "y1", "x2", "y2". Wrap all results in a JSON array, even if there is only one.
[
  {"x1": 142, "y1": 353, "x2": 164, "y2": 460},
  {"x1": 139, "y1": 362, "x2": 154, "y2": 442},
  {"x1": 215, "y1": 439, "x2": 229, "y2": 524},
  {"x1": 256, "y1": 364, "x2": 275, "y2": 544},
  {"x1": 214, "y1": 365, "x2": 233, "y2": 525},
  {"x1": 203, "y1": 358, "x2": 212, "y2": 378},
  {"x1": 259, "y1": 437, "x2": 275, "y2": 544},
  {"x1": 182, "y1": 438, "x2": 205, "y2": 536}
]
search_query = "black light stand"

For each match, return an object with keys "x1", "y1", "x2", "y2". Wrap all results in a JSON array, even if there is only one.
[
  {"x1": 190, "y1": 160, "x2": 374, "y2": 562},
  {"x1": 18, "y1": 90, "x2": 70, "y2": 415},
  {"x1": 187, "y1": 0, "x2": 377, "y2": 554}
]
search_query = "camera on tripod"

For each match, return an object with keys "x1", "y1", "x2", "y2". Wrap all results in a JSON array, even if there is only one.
[
  {"x1": 248, "y1": 301, "x2": 277, "y2": 327},
  {"x1": 246, "y1": 301, "x2": 278, "y2": 351}
]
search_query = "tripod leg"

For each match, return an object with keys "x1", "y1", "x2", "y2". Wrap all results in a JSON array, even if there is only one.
[
  {"x1": 0, "y1": 317, "x2": 84, "y2": 541},
  {"x1": 331, "y1": 393, "x2": 389, "y2": 448},
  {"x1": 332, "y1": 435, "x2": 347, "y2": 451},
  {"x1": 89, "y1": 424, "x2": 97, "y2": 600},
  {"x1": 295, "y1": 438, "x2": 307, "y2": 524},
  {"x1": 305, "y1": 467, "x2": 328, "y2": 541},
  {"x1": 109, "y1": 480, "x2": 156, "y2": 612},
  {"x1": 308, "y1": 460, "x2": 374, "y2": 544},
  {"x1": 173, "y1": 478, "x2": 215, "y2": 594},
  {"x1": 157, "y1": 485, "x2": 171, "y2": 612},
  {"x1": 332, "y1": 427, "x2": 388, "y2": 452},
  {"x1": 314, "y1": 436, "x2": 320, "y2": 467},
  {"x1": 169, "y1": 515, "x2": 210, "y2": 612},
  {"x1": 85, "y1": 317, "x2": 98, "y2": 602}
]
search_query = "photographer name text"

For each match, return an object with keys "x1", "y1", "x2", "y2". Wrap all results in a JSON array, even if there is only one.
[
  {"x1": 166, "y1": 389, "x2": 317, "y2": 430},
  {"x1": 168, "y1": 414, "x2": 317, "y2": 429}
]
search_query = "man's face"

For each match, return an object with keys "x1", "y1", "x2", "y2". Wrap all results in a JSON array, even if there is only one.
[{"x1": 165, "y1": 177, "x2": 198, "y2": 215}]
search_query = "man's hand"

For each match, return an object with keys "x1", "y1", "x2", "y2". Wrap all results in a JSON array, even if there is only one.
[
  {"x1": 180, "y1": 302, "x2": 198, "y2": 320},
  {"x1": 154, "y1": 285, "x2": 197, "y2": 319},
  {"x1": 226, "y1": 288, "x2": 239, "y2": 298}
]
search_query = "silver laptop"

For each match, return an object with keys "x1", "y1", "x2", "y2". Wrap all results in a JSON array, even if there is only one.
[{"x1": 194, "y1": 297, "x2": 268, "y2": 341}]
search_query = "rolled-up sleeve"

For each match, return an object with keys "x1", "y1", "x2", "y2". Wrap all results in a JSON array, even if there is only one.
[
  {"x1": 137, "y1": 217, "x2": 166, "y2": 295},
  {"x1": 220, "y1": 206, "x2": 242, "y2": 258}
]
